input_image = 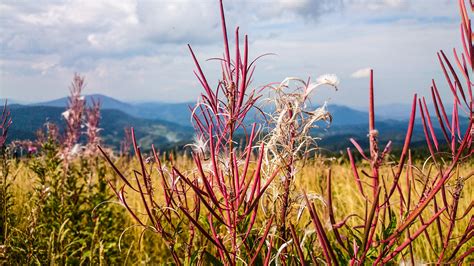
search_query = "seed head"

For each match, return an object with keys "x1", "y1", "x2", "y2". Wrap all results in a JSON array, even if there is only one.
[{"x1": 316, "y1": 74, "x2": 340, "y2": 87}]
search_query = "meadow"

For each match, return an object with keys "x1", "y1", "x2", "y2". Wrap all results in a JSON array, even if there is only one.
[
  {"x1": 1, "y1": 0, "x2": 473, "y2": 265},
  {"x1": 2, "y1": 155, "x2": 473, "y2": 264}
]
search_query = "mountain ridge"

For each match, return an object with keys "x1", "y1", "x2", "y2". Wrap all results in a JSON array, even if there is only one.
[
  {"x1": 8, "y1": 93, "x2": 438, "y2": 124},
  {"x1": 5, "y1": 94, "x2": 469, "y2": 152},
  {"x1": 8, "y1": 104, "x2": 193, "y2": 150},
  {"x1": 25, "y1": 94, "x2": 385, "y2": 125}
]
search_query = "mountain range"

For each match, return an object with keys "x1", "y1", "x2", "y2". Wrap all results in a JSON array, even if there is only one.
[
  {"x1": 4, "y1": 94, "x2": 467, "y2": 153},
  {"x1": 31, "y1": 94, "x2": 417, "y2": 125},
  {"x1": 33, "y1": 94, "x2": 193, "y2": 126}
]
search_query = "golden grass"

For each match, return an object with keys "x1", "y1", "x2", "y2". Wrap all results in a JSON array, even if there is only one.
[
  {"x1": 8, "y1": 154, "x2": 473, "y2": 263},
  {"x1": 296, "y1": 157, "x2": 474, "y2": 263}
]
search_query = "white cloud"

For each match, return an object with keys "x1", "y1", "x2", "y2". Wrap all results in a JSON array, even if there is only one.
[
  {"x1": 349, "y1": 0, "x2": 407, "y2": 11},
  {"x1": 351, "y1": 68, "x2": 372, "y2": 78},
  {"x1": 31, "y1": 61, "x2": 57, "y2": 75},
  {"x1": 0, "y1": 0, "x2": 461, "y2": 106}
]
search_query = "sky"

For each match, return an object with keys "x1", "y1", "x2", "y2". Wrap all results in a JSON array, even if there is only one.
[{"x1": 0, "y1": 0, "x2": 462, "y2": 107}]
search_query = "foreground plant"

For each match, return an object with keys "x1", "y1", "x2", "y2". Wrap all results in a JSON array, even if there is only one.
[
  {"x1": 96, "y1": 0, "x2": 474, "y2": 264},
  {"x1": 3, "y1": 75, "x2": 129, "y2": 265},
  {"x1": 0, "y1": 101, "x2": 13, "y2": 262},
  {"x1": 99, "y1": 1, "x2": 281, "y2": 264},
  {"x1": 261, "y1": 76, "x2": 337, "y2": 246},
  {"x1": 298, "y1": 1, "x2": 473, "y2": 264}
]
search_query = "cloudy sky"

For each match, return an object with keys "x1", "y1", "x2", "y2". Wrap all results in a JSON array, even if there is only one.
[{"x1": 0, "y1": 0, "x2": 461, "y2": 107}]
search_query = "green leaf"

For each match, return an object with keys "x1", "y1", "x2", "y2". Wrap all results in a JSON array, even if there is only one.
[{"x1": 383, "y1": 210, "x2": 397, "y2": 240}]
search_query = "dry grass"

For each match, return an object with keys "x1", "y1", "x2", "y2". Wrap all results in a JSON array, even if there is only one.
[
  {"x1": 8, "y1": 154, "x2": 473, "y2": 263},
  {"x1": 297, "y1": 157, "x2": 474, "y2": 263}
]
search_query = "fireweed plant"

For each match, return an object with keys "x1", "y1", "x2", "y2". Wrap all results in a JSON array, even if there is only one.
[
  {"x1": 261, "y1": 76, "x2": 338, "y2": 246},
  {"x1": 98, "y1": 0, "x2": 474, "y2": 265},
  {"x1": 120, "y1": 127, "x2": 133, "y2": 157},
  {"x1": 0, "y1": 74, "x2": 129, "y2": 265},
  {"x1": 99, "y1": 1, "x2": 283, "y2": 263},
  {"x1": 61, "y1": 73, "x2": 106, "y2": 159},
  {"x1": 298, "y1": 1, "x2": 473, "y2": 264},
  {"x1": 61, "y1": 74, "x2": 87, "y2": 161}
]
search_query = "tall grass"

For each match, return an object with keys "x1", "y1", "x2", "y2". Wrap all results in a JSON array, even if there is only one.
[
  {"x1": 5, "y1": 156, "x2": 473, "y2": 264},
  {"x1": 0, "y1": 101, "x2": 13, "y2": 262}
]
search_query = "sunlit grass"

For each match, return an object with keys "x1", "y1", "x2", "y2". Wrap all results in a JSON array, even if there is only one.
[{"x1": 7, "y1": 155, "x2": 473, "y2": 263}]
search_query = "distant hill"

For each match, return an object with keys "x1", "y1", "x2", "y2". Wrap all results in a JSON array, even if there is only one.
[
  {"x1": 27, "y1": 94, "x2": 433, "y2": 126},
  {"x1": 0, "y1": 98, "x2": 23, "y2": 105},
  {"x1": 375, "y1": 103, "x2": 414, "y2": 120},
  {"x1": 34, "y1": 94, "x2": 134, "y2": 110},
  {"x1": 8, "y1": 105, "x2": 193, "y2": 150},
  {"x1": 132, "y1": 102, "x2": 194, "y2": 126},
  {"x1": 328, "y1": 105, "x2": 368, "y2": 126},
  {"x1": 353, "y1": 103, "x2": 438, "y2": 121},
  {"x1": 35, "y1": 94, "x2": 399, "y2": 126},
  {"x1": 6, "y1": 94, "x2": 469, "y2": 152},
  {"x1": 4, "y1": 103, "x2": 443, "y2": 153},
  {"x1": 34, "y1": 94, "x2": 194, "y2": 126}
]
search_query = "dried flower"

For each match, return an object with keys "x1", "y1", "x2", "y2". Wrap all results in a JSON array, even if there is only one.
[
  {"x1": 316, "y1": 74, "x2": 340, "y2": 87},
  {"x1": 186, "y1": 134, "x2": 208, "y2": 156},
  {"x1": 262, "y1": 76, "x2": 336, "y2": 244}
]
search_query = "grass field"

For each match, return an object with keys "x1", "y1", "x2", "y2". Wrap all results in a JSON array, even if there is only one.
[{"x1": 1, "y1": 151, "x2": 472, "y2": 264}]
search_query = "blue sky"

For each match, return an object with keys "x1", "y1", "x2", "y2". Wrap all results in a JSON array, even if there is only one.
[{"x1": 0, "y1": 0, "x2": 461, "y2": 107}]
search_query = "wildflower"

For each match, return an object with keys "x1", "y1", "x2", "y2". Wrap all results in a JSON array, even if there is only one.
[{"x1": 62, "y1": 73, "x2": 86, "y2": 159}]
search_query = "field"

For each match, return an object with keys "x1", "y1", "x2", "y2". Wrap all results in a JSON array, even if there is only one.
[
  {"x1": 2, "y1": 154, "x2": 473, "y2": 264},
  {"x1": 1, "y1": 0, "x2": 473, "y2": 265}
]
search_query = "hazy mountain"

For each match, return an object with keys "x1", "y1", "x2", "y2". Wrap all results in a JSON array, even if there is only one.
[
  {"x1": 14, "y1": 93, "x2": 462, "y2": 123},
  {"x1": 328, "y1": 105, "x2": 368, "y2": 126},
  {"x1": 0, "y1": 98, "x2": 23, "y2": 105},
  {"x1": 8, "y1": 105, "x2": 193, "y2": 150},
  {"x1": 7, "y1": 94, "x2": 468, "y2": 152},
  {"x1": 376, "y1": 103, "x2": 415, "y2": 120},
  {"x1": 353, "y1": 103, "x2": 444, "y2": 121},
  {"x1": 33, "y1": 94, "x2": 194, "y2": 126},
  {"x1": 28, "y1": 93, "x2": 432, "y2": 124},
  {"x1": 351, "y1": 104, "x2": 411, "y2": 120},
  {"x1": 34, "y1": 94, "x2": 133, "y2": 110},
  {"x1": 132, "y1": 101, "x2": 194, "y2": 126}
]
